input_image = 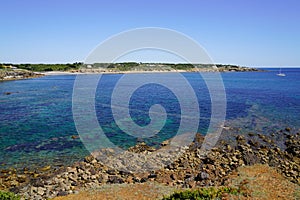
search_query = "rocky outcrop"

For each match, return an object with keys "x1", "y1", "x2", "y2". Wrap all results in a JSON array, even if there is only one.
[
  {"x1": 0, "y1": 130, "x2": 299, "y2": 199},
  {"x1": 0, "y1": 70, "x2": 43, "y2": 81}
]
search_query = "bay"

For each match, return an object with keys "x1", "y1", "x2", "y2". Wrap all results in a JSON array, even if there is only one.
[{"x1": 0, "y1": 69, "x2": 299, "y2": 170}]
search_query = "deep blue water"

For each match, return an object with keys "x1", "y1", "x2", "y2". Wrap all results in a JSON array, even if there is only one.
[{"x1": 0, "y1": 68, "x2": 299, "y2": 170}]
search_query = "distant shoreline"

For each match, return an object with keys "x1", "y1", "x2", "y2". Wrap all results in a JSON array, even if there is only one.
[
  {"x1": 43, "y1": 70, "x2": 189, "y2": 75},
  {"x1": 0, "y1": 63, "x2": 263, "y2": 80},
  {"x1": 0, "y1": 68, "x2": 261, "y2": 81},
  {"x1": 43, "y1": 69, "x2": 262, "y2": 76},
  {"x1": 0, "y1": 69, "x2": 43, "y2": 81}
]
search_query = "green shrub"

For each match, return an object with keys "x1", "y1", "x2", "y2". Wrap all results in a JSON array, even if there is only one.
[
  {"x1": 0, "y1": 191, "x2": 20, "y2": 200},
  {"x1": 162, "y1": 187, "x2": 241, "y2": 200}
]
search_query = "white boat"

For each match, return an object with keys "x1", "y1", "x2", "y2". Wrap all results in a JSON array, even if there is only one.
[{"x1": 277, "y1": 68, "x2": 286, "y2": 76}]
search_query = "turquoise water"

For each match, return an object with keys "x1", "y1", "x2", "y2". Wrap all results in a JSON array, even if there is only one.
[{"x1": 0, "y1": 69, "x2": 299, "y2": 170}]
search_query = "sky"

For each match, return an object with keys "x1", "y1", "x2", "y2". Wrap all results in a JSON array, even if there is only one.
[{"x1": 0, "y1": 0, "x2": 299, "y2": 67}]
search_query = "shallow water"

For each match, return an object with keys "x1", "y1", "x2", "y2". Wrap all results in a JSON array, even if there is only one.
[{"x1": 0, "y1": 69, "x2": 299, "y2": 170}]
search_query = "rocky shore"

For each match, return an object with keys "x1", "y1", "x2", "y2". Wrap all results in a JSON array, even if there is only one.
[
  {"x1": 69, "y1": 64, "x2": 261, "y2": 74},
  {"x1": 0, "y1": 70, "x2": 43, "y2": 81},
  {"x1": 0, "y1": 128, "x2": 299, "y2": 199}
]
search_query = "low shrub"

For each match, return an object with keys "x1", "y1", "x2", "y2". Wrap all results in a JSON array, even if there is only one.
[
  {"x1": 162, "y1": 187, "x2": 241, "y2": 200},
  {"x1": 0, "y1": 191, "x2": 20, "y2": 200}
]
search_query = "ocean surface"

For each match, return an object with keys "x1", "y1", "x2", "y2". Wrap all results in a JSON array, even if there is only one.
[{"x1": 0, "y1": 68, "x2": 299, "y2": 170}]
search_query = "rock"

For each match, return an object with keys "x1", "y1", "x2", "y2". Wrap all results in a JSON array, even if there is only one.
[
  {"x1": 161, "y1": 140, "x2": 170, "y2": 146},
  {"x1": 0, "y1": 169, "x2": 9, "y2": 173},
  {"x1": 128, "y1": 142, "x2": 156, "y2": 153},
  {"x1": 33, "y1": 173, "x2": 39, "y2": 178},
  {"x1": 32, "y1": 179, "x2": 44, "y2": 187},
  {"x1": 285, "y1": 144, "x2": 300, "y2": 157},
  {"x1": 243, "y1": 152, "x2": 260, "y2": 165},
  {"x1": 57, "y1": 190, "x2": 68, "y2": 196},
  {"x1": 286, "y1": 135, "x2": 294, "y2": 139},
  {"x1": 225, "y1": 144, "x2": 232, "y2": 151},
  {"x1": 285, "y1": 135, "x2": 300, "y2": 157},
  {"x1": 30, "y1": 186, "x2": 37, "y2": 195},
  {"x1": 192, "y1": 133, "x2": 204, "y2": 146},
  {"x1": 258, "y1": 134, "x2": 266, "y2": 140},
  {"x1": 148, "y1": 173, "x2": 157, "y2": 178},
  {"x1": 98, "y1": 174, "x2": 108, "y2": 183},
  {"x1": 202, "y1": 157, "x2": 214, "y2": 164},
  {"x1": 232, "y1": 156, "x2": 238, "y2": 162},
  {"x1": 200, "y1": 172, "x2": 210, "y2": 180},
  {"x1": 236, "y1": 135, "x2": 246, "y2": 144},
  {"x1": 37, "y1": 187, "x2": 44, "y2": 196},
  {"x1": 236, "y1": 135, "x2": 245, "y2": 140},
  {"x1": 71, "y1": 181, "x2": 78, "y2": 186},
  {"x1": 170, "y1": 174, "x2": 177, "y2": 180},
  {"x1": 15, "y1": 175, "x2": 28, "y2": 185},
  {"x1": 10, "y1": 180, "x2": 19, "y2": 187},
  {"x1": 248, "y1": 140, "x2": 259, "y2": 148},
  {"x1": 80, "y1": 173, "x2": 88, "y2": 180},
  {"x1": 108, "y1": 175, "x2": 124, "y2": 184},
  {"x1": 40, "y1": 165, "x2": 51, "y2": 171},
  {"x1": 188, "y1": 181, "x2": 196, "y2": 188},
  {"x1": 140, "y1": 177, "x2": 148, "y2": 183},
  {"x1": 84, "y1": 155, "x2": 95, "y2": 163},
  {"x1": 125, "y1": 176, "x2": 133, "y2": 183},
  {"x1": 71, "y1": 135, "x2": 79, "y2": 139},
  {"x1": 285, "y1": 127, "x2": 291, "y2": 132},
  {"x1": 248, "y1": 133, "x2": 255, "y2": 137},
  {"x1": 133, "y1": 176, "x2": 141, "y2": 183},
  {"x1": 67, "y1": 167, "x2": 77, "y2": 174},
  {"x1": 183, "y1": 173, "x2": 191, "y2": 180},
  {"x1": 271, "y1": 133, "x2": 275, "y2": 137},
  {"x1": 89, "y1": 168, "x2": 96, "y2": 175},
  {"x1": 68, "y1": 174, "x2": 78, "y2": 182},
  {"x1": 106, "y1": 169, "x2": 117, "y2": 175}
]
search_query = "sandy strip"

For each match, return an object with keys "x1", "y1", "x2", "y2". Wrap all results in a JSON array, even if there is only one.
[{"x1": 42, "y1": 70, "x2": 189, "y2": 76}]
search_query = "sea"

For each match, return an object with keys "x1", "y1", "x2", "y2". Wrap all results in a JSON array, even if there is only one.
[{"x1": 0, "y1": 68, "x2": 299, "y2": 170}]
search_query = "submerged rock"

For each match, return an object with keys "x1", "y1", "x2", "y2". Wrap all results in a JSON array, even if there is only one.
[{"x1": 40, "y1": 166, "x2": 51, "y2": 172}]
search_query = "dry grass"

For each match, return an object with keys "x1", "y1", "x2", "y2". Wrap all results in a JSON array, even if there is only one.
[
  {"x1": 228, "y1": 164, "x2": 300, "y2": 200},
  {"x1": 53, "y1": 165, "x2": 300, "y2": 200},
  {"x1": 53, "y1": 182, "x2": 177, "y2": 200}
]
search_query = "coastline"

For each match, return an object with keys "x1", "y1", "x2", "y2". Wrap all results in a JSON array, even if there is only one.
[
  {"x1": 42, "y1": 68, "x2": 261, "y2": 76},
  {"x1": 0, "y1": 63, "x2": 263, "y2": 80},
  {"x1": 0, "y1": 69, "x2": 260, "y2": 79},
  {"x1": 0, "y1": 70, "x2": 44, "y2": 81},
  {"x1": 1, "y1": 128, "x2": 299, "y2": 199},
  {"x1": 42, "y1": 70, "x2": 188, "y2": 76}
]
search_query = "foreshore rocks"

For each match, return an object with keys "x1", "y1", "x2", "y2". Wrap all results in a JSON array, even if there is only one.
[
  {"x1": 0, "y1": 70, "x2": 43, "y2": 81},
  {"x1": 0, "y1": 129, "x2": 299, "y2": 199}
]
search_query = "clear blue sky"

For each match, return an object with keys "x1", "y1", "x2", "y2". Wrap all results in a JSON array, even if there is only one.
[{"x1": 1, "y1": 0, "x2": 299, "y2": 67}]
